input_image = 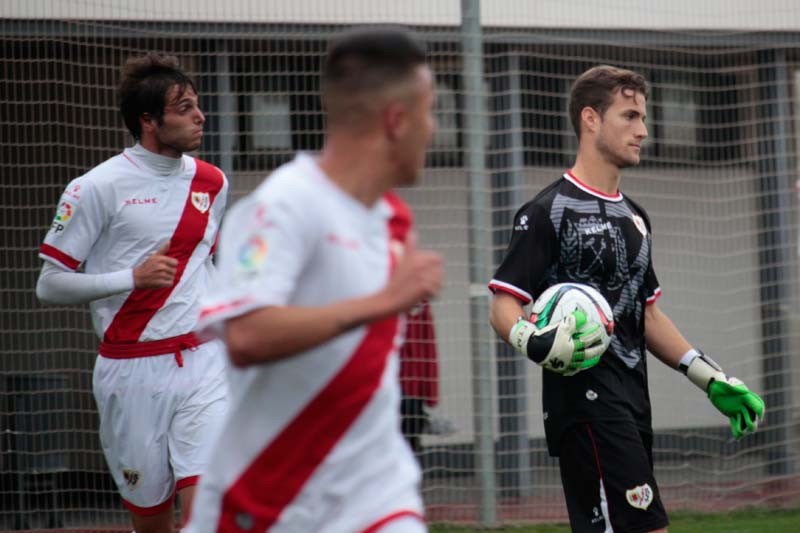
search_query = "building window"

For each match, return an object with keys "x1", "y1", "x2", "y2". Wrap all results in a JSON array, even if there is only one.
[{"x1": 248, "y1": 93, "x2": 292, "y2": 151}]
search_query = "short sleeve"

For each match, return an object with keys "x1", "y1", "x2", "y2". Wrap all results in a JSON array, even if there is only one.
[
  {"x1": 641, "y1": 212, "x2": 661, "y2": 305},
  {"x1": 198, "y1": 192, "x2": 316, "y2": 333},
  {"x1": 39, "y1": 178, "x2": 108, "y2": 271},
  {"x1": 488, "y1": 202, "x2": 555, "y2": 304}
]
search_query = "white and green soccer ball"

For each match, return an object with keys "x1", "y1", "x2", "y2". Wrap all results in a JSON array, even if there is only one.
[{"x1": 531, "y1": 282, "x2": 615, "y2": 355}]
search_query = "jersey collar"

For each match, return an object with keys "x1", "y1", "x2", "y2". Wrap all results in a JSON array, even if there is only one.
[{"x1": 564, "y1": 170, "x2": 624, "y2": 202}]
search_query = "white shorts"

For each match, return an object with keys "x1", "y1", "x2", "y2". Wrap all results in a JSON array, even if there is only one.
[{"x1": 93, "y1": 338, "x2": 228, "y2": 515}]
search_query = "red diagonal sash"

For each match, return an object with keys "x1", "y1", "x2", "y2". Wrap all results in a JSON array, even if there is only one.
[
  {"x1": 103, "y1": 159, "x2": 222, "y2": 343},
  {"x1": 216, "y1": 316, "x2": 400, "y2": 532}
]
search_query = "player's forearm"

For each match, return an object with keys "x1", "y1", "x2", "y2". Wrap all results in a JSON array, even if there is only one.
[
  {"x1": 644, "y1": 303, "x2": 691, "y2": 369},
  {"x1": 224, "y1": 291, "x2": 400, "y2": 367},
  {"x1": 36, "y1": 262, "x2": 134, "y2": 305},
  {"x1": 490, "y1": 292, "x2": 526, "y2": 341}
]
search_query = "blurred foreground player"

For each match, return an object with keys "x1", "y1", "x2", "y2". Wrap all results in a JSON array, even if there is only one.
[
  {"x1": 36, "y1": 54, "x2": 229, "y2": 533},
  {"x1": 489, "y1": 65, "x2": 765, "y2": 532},
  {"x1": 186, "y1": 27, "x2": 442, "y2": 533}
]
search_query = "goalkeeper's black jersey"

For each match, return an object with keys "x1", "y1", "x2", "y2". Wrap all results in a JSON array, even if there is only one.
[{"x1": 489, "y1": 171, "x2": 661, "y2": 456}]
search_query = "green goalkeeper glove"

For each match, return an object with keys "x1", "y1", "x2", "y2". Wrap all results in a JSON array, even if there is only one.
[
  {"x1": 681, "y1": 350, "x2": 765, "y2": 440},
  {"x1": 509, "y1": 310, "x2": 605, "y2": 376}
]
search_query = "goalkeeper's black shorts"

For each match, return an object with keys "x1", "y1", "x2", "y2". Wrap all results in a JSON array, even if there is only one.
[{"x1": 558, "y1": 420, "x2": 669, "y2": 533}]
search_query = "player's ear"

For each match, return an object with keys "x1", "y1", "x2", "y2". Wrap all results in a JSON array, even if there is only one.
[
  {"x1": 581, "y1": 106, "x2": 600, "y2": 134},
  {"x1": 139, "y1": 112, "x2": 157, "y2": 135},
  {"x1": 383, "y1": 100, "x2": 407, "y2": 141}
]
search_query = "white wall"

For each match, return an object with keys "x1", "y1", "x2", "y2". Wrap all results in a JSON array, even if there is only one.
[{"x1": 8, "y1": 0, "x2": 800, "y2": 30}]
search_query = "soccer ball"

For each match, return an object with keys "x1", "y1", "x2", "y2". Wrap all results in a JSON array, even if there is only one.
[{"x1": 531, "y1": 283, "x2": 615, "y2": 354}]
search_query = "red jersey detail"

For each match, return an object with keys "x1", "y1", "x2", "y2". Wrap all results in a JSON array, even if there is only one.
[
  {"x1": 99, "y1": 332, "x2": 203, "y2": 358},
  {"x1": 176, "y1": 475, "x2": 200, "y2": 490},
  {"x1": 565, "y1": 170, "x2": 622, "y2": 200},
  {"x1": 40, "y1": 243, "x2": 81, "y2": 271},
  {"x1": 400, "y1": 301, "x2": 439, "y2": 407},
  {"x1": 122, "y1": 490, "x2": 175, "y2": 516},
  {"x1": 488, "y1": 282, "x2": 532, "y2": 304},
  {"x1": 215, "y1": 316, "x2": 400, "y2": 532},
  {"x1": 385, "y1": 190, "x2": 413, "y2": 242},
  {"x1": 646, "y1": 287, "x2": 662, "y2": 305},
  {"x1": 103, "y1": 159, "x2": 223, "y2": 343},
  {"x1": 359, "y1": 510, "x2": 424, "y2": 533},
  {"x1": 199, "y1": 297, "x2": 256, "y2": 321}
]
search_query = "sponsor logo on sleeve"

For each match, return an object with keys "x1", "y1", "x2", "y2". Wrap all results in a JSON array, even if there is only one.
[
  {"x1": 51, "y1": 201, "x2": 73, "y2": 234},
  {"x1": 64, "y1": 184, "x2": 81, "y2": 200},
  {"x1": 191, "y1": 191, "x2": 210, "y2": 214},
  {"x1": 234, "y1": 235, "x2": 268, "y2": 282},
  {"x1": 625, "y1": 483, "x2": 654, "y2": 510},
  {"x1": 514, "y1": 215, "x2": 529, "y2": 231}
]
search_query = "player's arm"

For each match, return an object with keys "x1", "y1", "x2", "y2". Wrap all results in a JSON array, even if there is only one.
[
  {"x1": 490, "y1": 291, "x2": 604, "y2": 375},
  {"x1": 645, "y1": 302, "x2": 765, "y2": 439},
  {"x1": 37, "y1": 241, "x2": 177, "y2": 305},
  {"x1": 36, "y1": 262, "x2": 135, "y2": 305},
  {"x1": 224, "y1": 233, "x2": 442, "y2": 367}
]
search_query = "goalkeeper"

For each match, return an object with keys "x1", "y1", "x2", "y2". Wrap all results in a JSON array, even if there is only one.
[{"x1": 489, "y1": 65, "x2": 764, "y2": 533}]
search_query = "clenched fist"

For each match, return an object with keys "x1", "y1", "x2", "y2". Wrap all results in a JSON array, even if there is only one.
[{"x1": 134, "y1": 241, "x2": 178, "y2": 289}]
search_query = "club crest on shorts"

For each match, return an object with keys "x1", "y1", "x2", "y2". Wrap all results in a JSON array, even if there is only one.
[
  {"x1": 191, "y1": 191, "x2": 210, "y2": 214},
  {"x1": 122, "y1": 467, "x2": 141, "y2": 490},
  {"x1": 631, "y1": 214, "x2": 647, "y2": 237},
  {"x1": 625, "y1": 483, "x2": 653, "y2": 510}
]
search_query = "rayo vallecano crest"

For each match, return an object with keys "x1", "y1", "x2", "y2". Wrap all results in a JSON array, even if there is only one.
[
  {"x1": 191, "y1": 191, "x2": 210, "y2": 213},
  {"x1": 631, "y1": 214, "x2": 647, "y2": 237}
]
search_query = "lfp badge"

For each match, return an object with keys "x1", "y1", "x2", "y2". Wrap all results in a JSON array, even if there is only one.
[
  {"x1": 52, "y1": 201, "x2": 73, "y2": 234},
  {"x1": 235, "y1": 235, "x2": 268, "y2": 284}
]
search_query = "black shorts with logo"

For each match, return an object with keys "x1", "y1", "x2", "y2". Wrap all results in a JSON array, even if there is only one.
[{"x1": 558, "y1": 420, "x2": 669, "y2": 533}]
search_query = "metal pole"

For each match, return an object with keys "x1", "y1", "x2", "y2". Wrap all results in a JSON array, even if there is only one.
[
  {"x1": 756, "y1": 49, "x2": 794, "y2": 477},
  {"x1": 507, "y1": 52, "x2": 532, "y2": 496},
  {"x1": 461, "y1": 0, "x2": 496, "y2": 525},
  {"x1": 216, "y1": 43, "x2": 236, "y2": 179},
  {"x1": 490, "y1": 52, "x2": 532, "y2": 498}
]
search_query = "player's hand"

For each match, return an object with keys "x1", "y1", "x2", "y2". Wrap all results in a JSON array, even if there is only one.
[
  {"x1": 707, "y1": 377, "x2": 765, "y2": 440},
  {"x1": 510, "y1": 310, "x2": 605, "y2": 375},
  {"x1": 133, "y1": 241, "x2": 178, "y2": 289},
  {"x1": 383, "y1": 232, "x2": 443, "y2": 313}
]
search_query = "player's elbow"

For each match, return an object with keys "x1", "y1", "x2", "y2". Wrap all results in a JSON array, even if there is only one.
[
  {"x1": 36, "y1": 275, "x2": 59, "y2": 305},
  {"x1": 225, "y1": 333, "x2": 260, "y2": 368},
  {"x1": 224, "y1": 319, "x2": 275, "y2": 368}
]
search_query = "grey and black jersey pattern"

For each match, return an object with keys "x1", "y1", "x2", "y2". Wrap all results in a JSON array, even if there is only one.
[{"x1": 489, "y1": 171, "x2": 661, "y2": 456}]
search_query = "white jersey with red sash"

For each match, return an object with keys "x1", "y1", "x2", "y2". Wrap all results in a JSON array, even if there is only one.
[
  {"x1": 39, "y1": 148, "x2": 227, "y2": 345},
  {"x1": 186, "y1": 154, "x2": 423, "y2": 533}
]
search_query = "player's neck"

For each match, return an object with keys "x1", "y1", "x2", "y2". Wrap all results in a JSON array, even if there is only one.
[
  {"x1": 318, "y1": 136, "x2": 391, "y2": 208},
  {"x1": 570, "y1": 151, "x2": 621, "y2": 196},
  {"x1": 129, "y1": 143, "x2": 183, "y2": 176}
]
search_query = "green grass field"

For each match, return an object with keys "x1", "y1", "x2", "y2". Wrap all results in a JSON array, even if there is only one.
[{"x1": 430, "y1": 508, "x2": 800, "y2": 532}]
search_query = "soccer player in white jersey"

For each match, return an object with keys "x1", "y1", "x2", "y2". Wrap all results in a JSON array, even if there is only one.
[
  {"x1": 185, "y1": 27, "x2": 442, "y2": 533},
  {"x1": 36, "y1": 54, "x2": 229, "y2": 533}
]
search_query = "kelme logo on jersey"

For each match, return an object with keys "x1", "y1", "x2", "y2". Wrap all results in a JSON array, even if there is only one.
[
  {"x1": 191, "y1": 191, "x2": 210, "y2": 214},
  {"x1": 625, "y1": 483, "x2": 653, "y2": 510},
  {"x1": 122, "y1": 467, "x2": 141, "y2": 490},
  {"x1": 51, "y1": 201, "x2": 73, "y2": 234}
]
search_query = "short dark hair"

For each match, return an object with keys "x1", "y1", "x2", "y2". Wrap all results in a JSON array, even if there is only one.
[
  {"x1": 118, "y1": 53, "x2": 196, "y2": 140},
  {"x1": 321, "y1": 26, "x2": 427, "y2": 128},
  {"x1": 568, "y1": 65, "x2": 649, "y2": 138}
]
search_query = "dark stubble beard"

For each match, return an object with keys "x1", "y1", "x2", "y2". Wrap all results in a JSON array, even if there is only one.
[{"x1": 595, "y1": 133, "x2": 638, "y2": 170}]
